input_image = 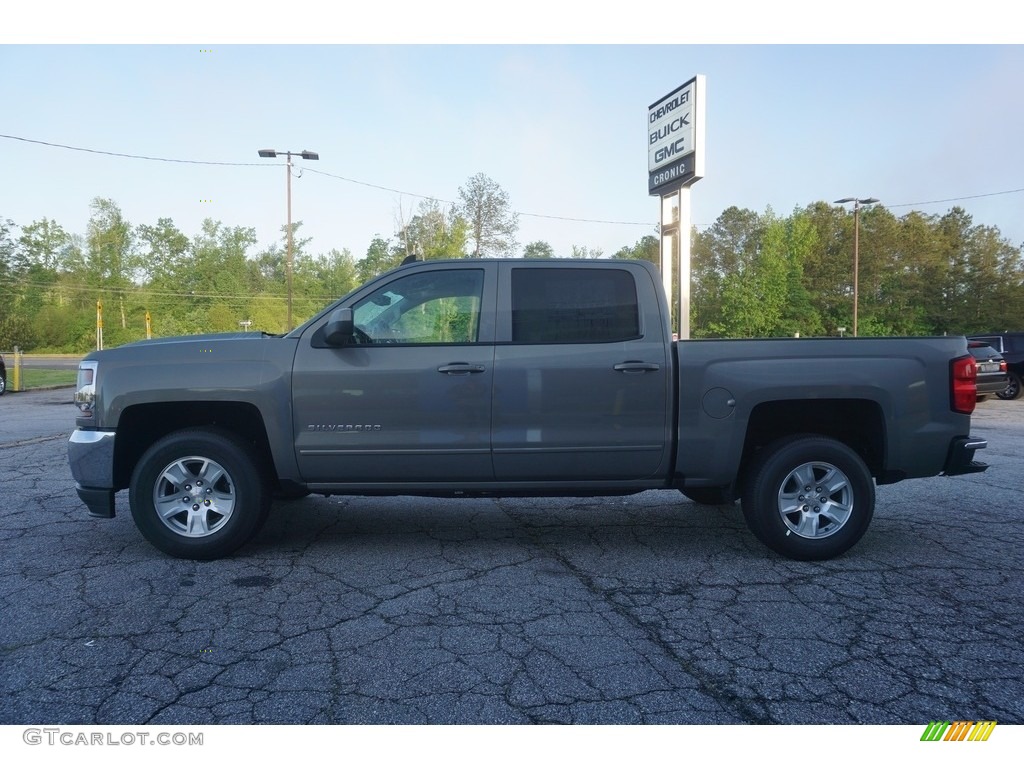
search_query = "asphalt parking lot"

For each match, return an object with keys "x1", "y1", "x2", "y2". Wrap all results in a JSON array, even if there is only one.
[{"x1": 1, "y1": 388, "x2": 1021, "y2": 725}]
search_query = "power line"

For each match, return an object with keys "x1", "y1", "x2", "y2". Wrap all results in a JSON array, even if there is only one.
[
  {"x1": 304, "y1": 168, "x2": 654, "y2": 227},
  {"x1": 885, "y1": 188, "x2": 1024, "y2": 209},
  {"x1": 0, "y1": 133, "x2": 273, "y2": 167},
  {"x1": 3, "y1": 133, "x2": 653, "y2": 227},
  {"x1": 518, "y1": 210, "x2": 655, "y2": 226},
  {"x1": 5, "y1": 132, "x2": 1021, "y2": 227},
  {"x1": 303, "y1": 167, "x2": 436, "y2": 199}
]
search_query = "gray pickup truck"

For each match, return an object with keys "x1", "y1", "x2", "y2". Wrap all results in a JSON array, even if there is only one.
[{"x1": 69, "y1": 258, "x2": 988, "y2": 561}]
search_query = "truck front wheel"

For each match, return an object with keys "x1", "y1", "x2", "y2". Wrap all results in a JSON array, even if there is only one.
[
  {"x1": 129, "y1": 428, "x2": 270, "y2": 560},
  {"x1": 741, "y1": 435, "x2": 874, "y2": 560}
]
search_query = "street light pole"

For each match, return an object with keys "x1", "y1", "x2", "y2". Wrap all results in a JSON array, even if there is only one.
[
  {"x1": 258, "y1": 148, "x2": 319, "y2": 331},
  {"x1": 834, "y1": 196, "x2": 879, "y2": 337}
]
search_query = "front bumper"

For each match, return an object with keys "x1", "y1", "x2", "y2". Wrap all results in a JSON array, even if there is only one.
[
  {"x1": 68, "y1": 429, "x2": 117, "y2": 518},
  {"x1": 942, "y1": 435, "x2": 988, "y2": 476}
]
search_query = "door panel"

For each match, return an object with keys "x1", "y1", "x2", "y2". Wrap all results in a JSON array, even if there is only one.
[
  {"x1": 491, "y1": 264, "x2": 671, "y2": 481},
  {"x1": 292, "y1": 266, "x2": 496, "y2": 483}
]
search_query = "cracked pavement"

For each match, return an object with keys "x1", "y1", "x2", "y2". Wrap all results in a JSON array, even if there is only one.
[{"x1": 1, "y1": 389, "x2": 1022, "y2": 724}]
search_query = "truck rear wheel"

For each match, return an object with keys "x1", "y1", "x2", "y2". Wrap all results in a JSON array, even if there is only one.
[
  {"x1": 129, "y1": 428, "x2": 270, "y2": 560},
  {"x1": 741, "y1": 435, "x2": 874, "y2": 560}
]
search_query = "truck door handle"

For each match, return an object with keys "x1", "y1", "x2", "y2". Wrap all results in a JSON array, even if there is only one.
[
  {"x1": 437, "y1": 363, "x2": 486, "y2": 375},
  {"x1": 613, "y1": 361, "x2": 661, "y2": 373}
]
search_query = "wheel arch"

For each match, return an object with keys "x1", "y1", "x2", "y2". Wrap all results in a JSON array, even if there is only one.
[
  {"x1": 739, "y1": 398, "x2": 886, "y2": 483},
  {"x1": 113, "y1": 401, "x2": 275, "y2": 491}
]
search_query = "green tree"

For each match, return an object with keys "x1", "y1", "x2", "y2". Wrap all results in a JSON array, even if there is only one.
[
  {"x1": 715, "y1": 215, "x2": 789, "y2": 337},
  {"x1": 137, "y1": 217, "x2": 190, "y2": 284},
  {"x1": 18, "y1": 217, "x2": 72, "y2": 273},
  {"x1": 522, "y1": 240, "x2": 555, "y2": 259},
  {"x1": 878, "y1": 210, "x2": 942, "y2": 336},
  {"x1": 306, "y1": 248, "x2": 359, "y2": 301},
  {"x1": 397, "y1": 199, "x2": 468, "y2": 260},
  {"x1": 206, "y1": 303, "x2": 238, "y2": 332},
  {"x1": 851, "y1": 205, "x2": 901, "y2": 335},
  {"x1": 457, "y1": 173, "x2": 518, "y2": 258},
  {"x1": 248, "y1": 296, "x2": 289, "y2": 335},
  {"x1": 15, "y1": 218, "x2": 74, "y2": 323},
  {"x1": 358, "y1": 236, "x2": 403, "y2": 283},
  {"x1": 84, "y1": 198, "x2": 139, "y2": 339},
  {"x1": 569, "y1": 245, "x2": 604, "y2": 259},
  {"x1": 0, "y1": 217, "x2": 19, "y2": 287},
  {"x1": 799, "y1": 202, "x2": 856, "y2": 335},
  {"x1": 86, "y1": 198, "x2": 135, "y2": 286},
  {"x1": 611, "y1": 234, "x2": 659, "y2": 264},
  {"x1": 0, "y1": 216, "x2": 27, "y2": 278},
  {"x1": 0, "y1": 217, "x2": 29, "y2": 349},
  {"x1": 774, "y1": 212, "x2": 824, "y2": 337},
  {"x1": 692, "y1": 207, "x2": 765, "y2": 336},
  {"x1": 986, "y1": 230, "x2": 1024, "y2": 331},
  {"x1": 0, "y1": 312, "x2": 35, "y2": 351},
  {"x1": 161, "y1": 219, "x2": 259, "y2": 335}
]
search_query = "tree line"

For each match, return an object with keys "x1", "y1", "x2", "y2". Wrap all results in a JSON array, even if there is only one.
[{"x1": 1, "y1": 173, "x2": 1021, "y2": 352}]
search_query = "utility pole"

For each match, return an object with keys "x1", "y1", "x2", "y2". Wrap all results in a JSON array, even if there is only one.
[
  {"x1": 834, "y1": 197, "x2": 880, "y2": 337},
  {"x1": 258, "y1": 148, "x2": 319, "y2": 330}
]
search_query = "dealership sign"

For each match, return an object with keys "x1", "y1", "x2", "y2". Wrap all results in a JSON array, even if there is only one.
[{"x1": 648, "y1": 75, "x2": 705, "y2": 195}]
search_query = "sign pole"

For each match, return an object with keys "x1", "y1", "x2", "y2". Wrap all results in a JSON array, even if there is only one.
[
  {"x1": 660, "y1": 212, "x2": 673, "y2": 332},
  {"x1": 659, "y1": 192, "x2": 678, "y2": 337},
  {"x1": 678, "y1": 186, "x2": 691, "y2": 340},
  {"x1": 648, "y1": 75, "x2": 704, "y2": 340}
]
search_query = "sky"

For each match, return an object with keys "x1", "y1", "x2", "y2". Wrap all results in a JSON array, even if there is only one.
[{"x1": 2, "y1": 7, "x2": 1023, "y2": 270}]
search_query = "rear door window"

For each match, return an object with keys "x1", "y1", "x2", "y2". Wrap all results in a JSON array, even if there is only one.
[{"x1": 510, "y1": 268, "x2": 640, "y2": 344}]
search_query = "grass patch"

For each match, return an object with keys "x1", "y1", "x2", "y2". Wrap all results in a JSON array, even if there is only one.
[{"x1": 16, "y1": 369, "x2": 78, "y2": 390}]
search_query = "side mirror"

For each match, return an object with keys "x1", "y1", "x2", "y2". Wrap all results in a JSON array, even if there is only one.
[{"x1": 323, "y1": 307, "x2": 355, "y2": 346}]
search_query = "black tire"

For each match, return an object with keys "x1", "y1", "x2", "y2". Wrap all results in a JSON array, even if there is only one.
[
  {"x1": 741, "y1": 435, "x2": 874, "y2": 561},
  {"x1": 681, "y1": 487, "x2": 733, "y2": 505},
  {"x1": 995, "y1": 372, "x2": 1022, "y2": 401},
  {"x1": 0, "y1": 373, "x2": 6, "y2": 396},
  {"x1": 129, "y1": 428, "x2": 270, "y2": 560}
]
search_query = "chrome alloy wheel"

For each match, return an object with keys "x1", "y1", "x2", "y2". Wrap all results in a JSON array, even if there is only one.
[
  {"x1": 776, "y1": 460, "x2": 853, "y2": 539},
  {"x1": 153, "y1": 456, "x2": 236, "y2": 537}
]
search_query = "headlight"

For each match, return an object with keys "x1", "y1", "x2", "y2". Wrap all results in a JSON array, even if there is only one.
[{"x1": 75, "y1": 361, "x2": 98, "y2": 416}]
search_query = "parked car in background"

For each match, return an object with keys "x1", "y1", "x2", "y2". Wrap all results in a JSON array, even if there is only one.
[
  {"x1": 968, "y1": 341, "x2": 1009, "y2": 401},
  {"x1": 968, "y1": 332, "x2": 1023, "y2": 400},
  {"x1": 0, "y1": 353, "x2": 7, "y2": 396}
]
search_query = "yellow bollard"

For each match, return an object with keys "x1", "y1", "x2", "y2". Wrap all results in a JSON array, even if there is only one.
[{"x1": 12, "y1": 346, "x2": 21, "y2": 392}]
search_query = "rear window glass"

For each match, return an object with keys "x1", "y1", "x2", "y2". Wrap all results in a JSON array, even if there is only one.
[{"x1": 511, "y1": 268, "x2": 640, "y2": 344}]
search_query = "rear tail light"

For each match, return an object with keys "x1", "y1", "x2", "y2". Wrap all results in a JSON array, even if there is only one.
[
  {"x1": 950, "y1": 355, "x2": 977, "y2": 414},
  {"x1": 1000, "y1": 360, "x2": 1008, "y2": 373}
]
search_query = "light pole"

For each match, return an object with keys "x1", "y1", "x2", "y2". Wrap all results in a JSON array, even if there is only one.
[
  {"x1": 258, "y1": 148, "x2": 319, "y2": 330},
  {"x1": 834, "y1": 196, "x2": 879, "y2": 337}
]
